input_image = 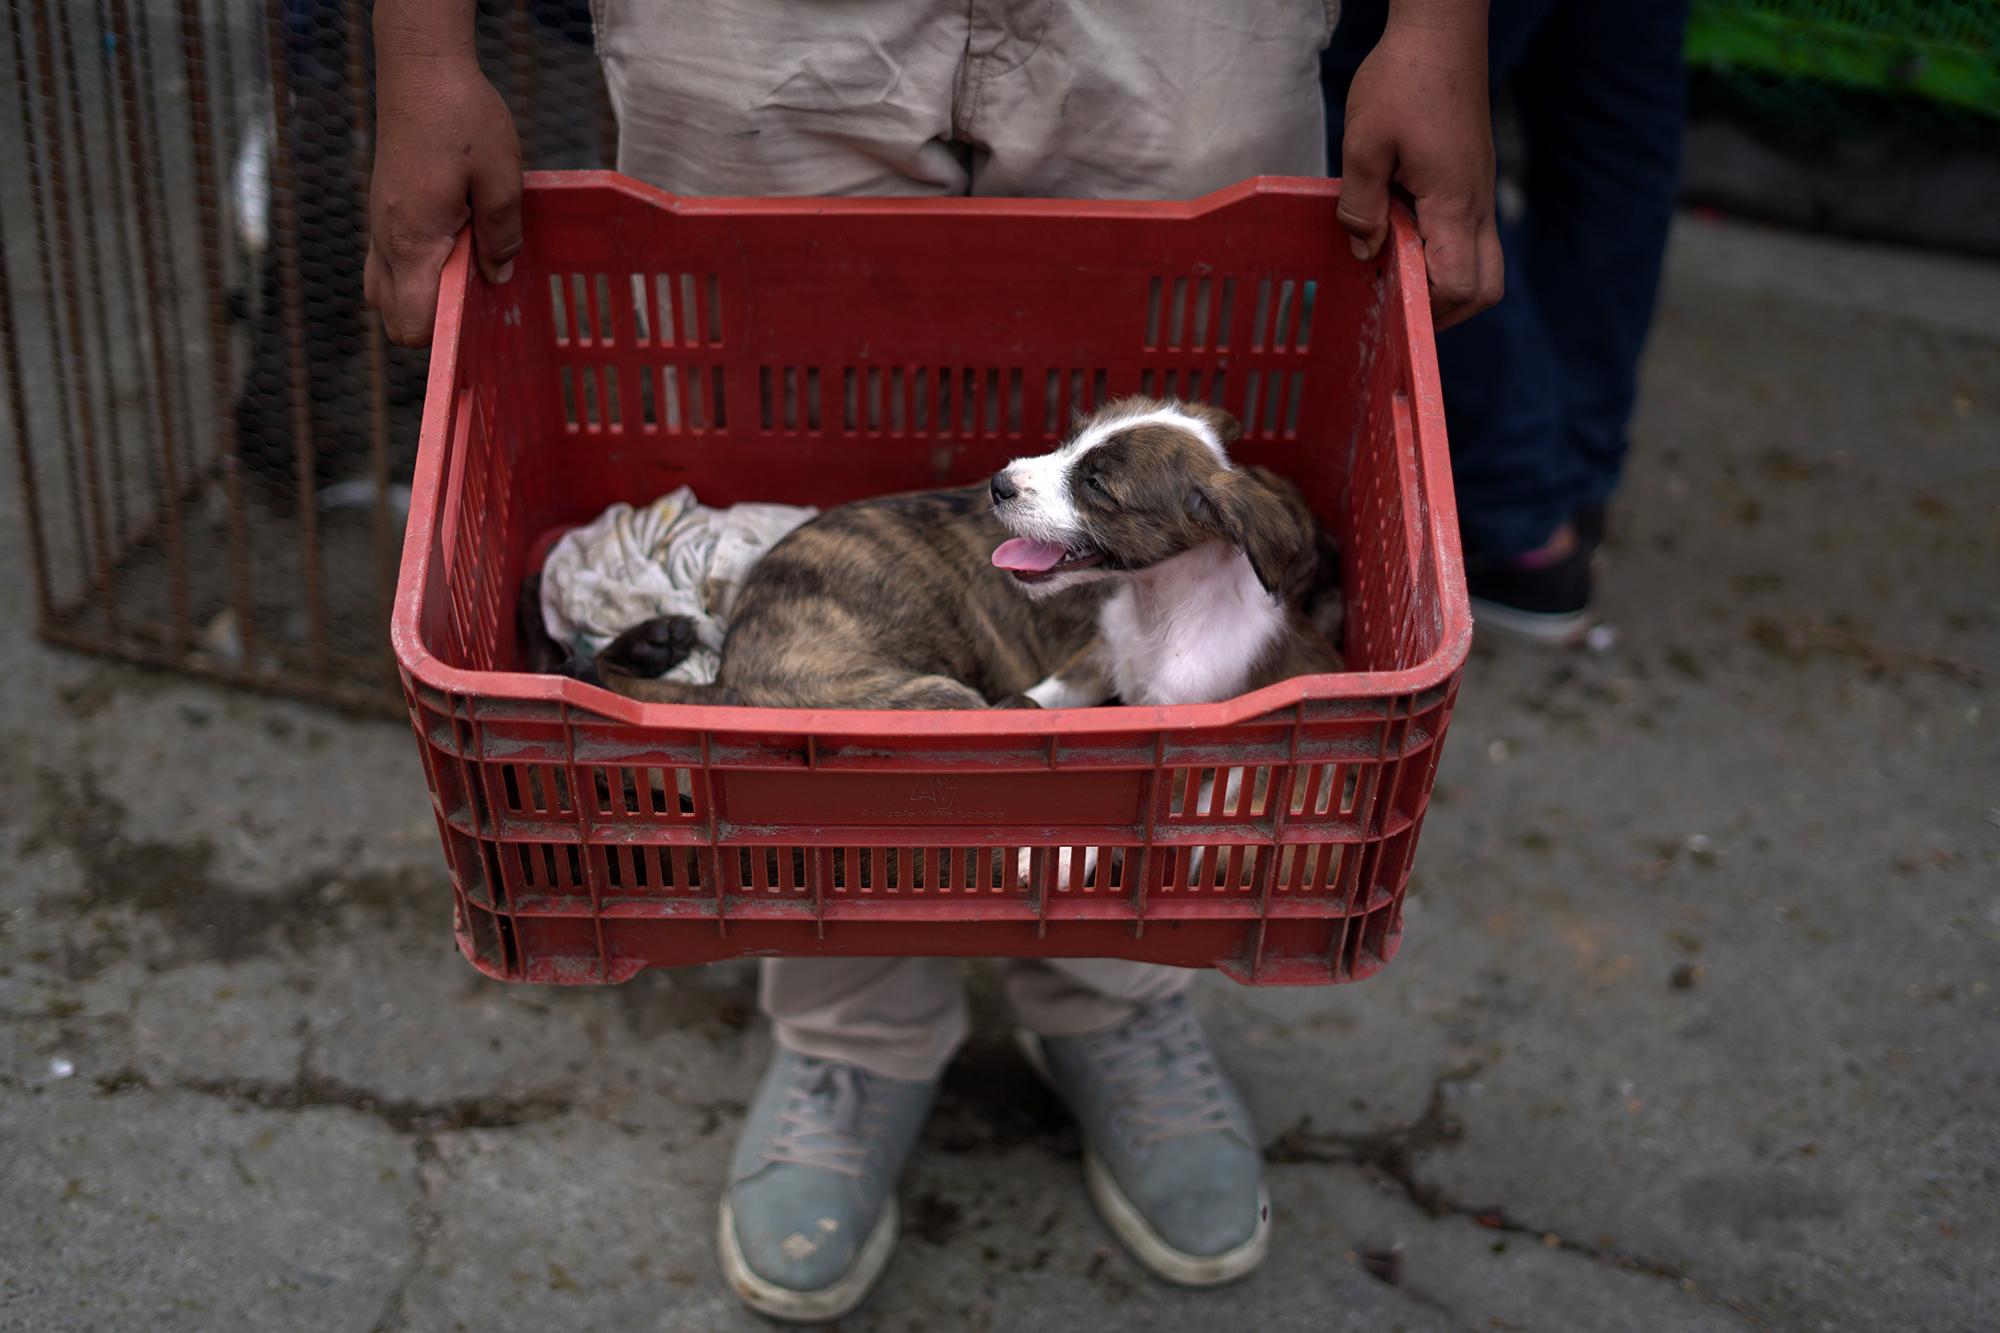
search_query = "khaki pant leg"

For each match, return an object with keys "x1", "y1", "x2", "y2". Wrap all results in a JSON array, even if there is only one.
[
  {"x1": 961, "y1": 0, "x2": 1336, "y2": 200},
  {"x1": 594, "y1": 0, "x2": 973, "y2": 196},
  {"x1": 761, "y1": 956, "x2": 970, "y2": 1082},
  {"x1": 1001, "y1": 958, "x2": 1197, "y2": 1038}
]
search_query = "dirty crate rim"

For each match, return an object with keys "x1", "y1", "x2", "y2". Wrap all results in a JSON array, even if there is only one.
[{"x1": 391, "y1": 172, "x2": 1471, "y2": 738}]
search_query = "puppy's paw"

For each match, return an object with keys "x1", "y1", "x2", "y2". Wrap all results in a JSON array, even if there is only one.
[
  {"x1": 599, "y1": 615, "x2": 700, "y2": 678},
  {"x1": 556, "y1": 655, "x2": 603, "y2": 686},
  {"x1": 992, "y1": 693, "x2": 1043, "y2": 709}
]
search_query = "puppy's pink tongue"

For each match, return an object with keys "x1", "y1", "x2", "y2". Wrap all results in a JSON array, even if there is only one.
[{"x1": 992, "y1": 538, "x2": 1067, "y2": 573}]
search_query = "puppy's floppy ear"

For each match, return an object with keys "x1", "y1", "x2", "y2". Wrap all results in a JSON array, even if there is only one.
[
  {"x1": 1178, "y1": 400, "x2": 1243, "y2": 450},
  {"x1": 1187, "y1": 466, "x2": 1314, "y2": 597}
]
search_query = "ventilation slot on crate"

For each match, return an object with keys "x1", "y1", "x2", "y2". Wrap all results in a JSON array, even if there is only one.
[
  {"x1": 1166, "y1": 766, "x2": 1273, "y2": 822},
  {"x1": 1155, "y1": 844, "x2": 1261, "y2": 893},
  {"x1": 639, "y1": 365, "x2": 724, "y2": 433},
  {"x1": 944, "y1": 368, "x2": 973, "y2": 437},
  {"x1": 1243, "y1": 277, "x2": 1318, "y2": 353},
  {"x1": 1273, "y1": 842, "x2": 1354, "y2": 896},
  {"x1": 626, "y1": 272, "x2": 725, "y2": 348},
  {"x1": 462, "y1": 902, "x2": 518, "y2": 980},
  {"x1": 845, "y1": 366, "x2": 1027, "y2": 439},
  {"x1": 444, "y1": 390, "x2": 514, "y2": 669},
  {"x1": 840, "y1": 368, "x2": 894, "y2": 435},
  {"x1": 597, "y1": 844, "x2": 702, "y2": 895},
  {"x1": 629, "y1": 274, "x2": 652, "y2": 343},
  {"x1": 558, "y1": 365, "x2": 623, "y2": 431},
  {"x1": 1146, "y1": 275, "x2": 1239, "y2": 351},
  {"x1": 759, "y1": 366, "x2": 824, "y2": 434},
  {"x1": 828, "y1": 847, "x2": 1026, "y2": 894},
  {"x1": 509, "y1": 842, "x2": 585, "y2": 896},
  {"x1": 1239, "y1": 370, "x2": 1307, "y2": 441},
  {"x1": 1019, "y1": 846, "x2": 1119, "y2": 892},
  {"x1": 548, "y1": 273, "x2": 616, "y2": 347},
  {"x1": 731, "y1": 847, "x2": 809, "y2": 895},
  {"x1": 448, "y1": 828, "x2": 510, "y2": 912},
  {"x1": 1043, "y1": 368, "x2": 1110, "y2": 434},
  {"x1": 603, "y1": 367, "x2": 622, "y2": 428},
  {"x1": 829, "y1": 848, "x2": 916, "y2": 892},
  {"x1": 497, "y1": 763, "x2": 574, "y2": 817},
  {"x1": 1139, "y1": 368, "x2": 1226, "y2": 406},
  {"x1": 586, "y1": 766, "x2": 698, "y2": 821},
  {"x1": 930, "y1": 847, "x2": 1018, "y2": 893},
  {"x1": 1289, "y1": 764, "x2": 1361, "y2": 819}
]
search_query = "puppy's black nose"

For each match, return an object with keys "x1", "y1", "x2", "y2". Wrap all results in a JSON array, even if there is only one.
[{"x1": 990, "y1": 473, "x2": 1018, "y2": 504}]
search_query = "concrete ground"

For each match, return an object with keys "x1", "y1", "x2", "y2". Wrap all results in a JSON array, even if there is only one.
[{"x1": 3, "y1": 215, "x2": 1996, "y2": 1333}]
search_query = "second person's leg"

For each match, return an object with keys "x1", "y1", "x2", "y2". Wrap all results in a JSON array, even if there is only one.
[{"x1": 1512, "y1": 0, "x2": 1691, "y2": 517}]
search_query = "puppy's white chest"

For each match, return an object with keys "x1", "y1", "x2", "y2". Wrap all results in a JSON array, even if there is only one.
[{"x1": 1101, "y1": 551, "x2": 1284, "y2": 706}]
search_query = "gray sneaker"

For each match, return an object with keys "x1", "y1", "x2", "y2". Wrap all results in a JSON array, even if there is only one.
[
  {"x1": 719, "y1": 1048, "x2": 937, "y2": 1322},
  {"x1": 1021, "y1": 994, "x2": 1270, "y2": 1286}
]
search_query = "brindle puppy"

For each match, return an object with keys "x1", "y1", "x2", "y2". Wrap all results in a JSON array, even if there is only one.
[
  {"x1": 564, "y1": 485, "x2": 1106, "y2": 708},
  {"x1": 990, "y1": 396, "x2": 1342, "y2": 708}
]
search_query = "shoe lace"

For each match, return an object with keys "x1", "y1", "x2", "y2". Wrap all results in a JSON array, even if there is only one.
[
  {"x1": 757, "y1": 1060, "x2": 878, "y2": 1178},
  {"x1": 1087, "y1": 1002, "x2": 1242, "y2": 1147}
]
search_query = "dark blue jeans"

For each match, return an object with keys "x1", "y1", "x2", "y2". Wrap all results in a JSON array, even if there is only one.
[{"x1": 1323, "y1": 0, "x2": 1690, "y2": 558}]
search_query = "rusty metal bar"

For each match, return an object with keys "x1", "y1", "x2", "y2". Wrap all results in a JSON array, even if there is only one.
[
  {"x1": 42, "y1": 450, "x2": 232, "y2": 628},
  {"x1": 265, "y1": 1, "x2": 333, "y2": 679},
  {"x1": 6, "y1": 1, "x2": 93, "y2": 615},
  {"x1": 178, "y1": 0, "x2": 260, "y2": 666},
  {"x1": 106, "y1": 0, "x2": 194, "y2": 649},
  {"x1": 87, "y1": 0, "x2": 144, "y2": 552},
  {"x1": 53, "y1": 0, "x2": 138, "y2": 560},
  {"x1": 347, "y1": 0, "x2": 396, "y2": 660},
  {"x1": 210, "y1": 0, "x2": 242, "y2": 163},
  {"x1": 129, "y1": 0, "x2": 209, "y2": 526},
  {"x1": 40, "y1": 623, "x2": 400, "y2": 718},
  {"x1": 27, "y1": 0, "x2": 121, "y2": 637},
  {"x1": 0, "y1": 215, "x2": 57, "y2": 629}
]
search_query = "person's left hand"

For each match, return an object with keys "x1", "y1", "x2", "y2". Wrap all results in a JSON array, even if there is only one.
[{"x1": 1336, "y1": 7, "x2": 1502, "y2": 330}]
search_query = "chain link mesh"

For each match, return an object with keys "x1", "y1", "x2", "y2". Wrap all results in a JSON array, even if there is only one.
[{"x1": 2, "y1": 0, "x2": 608, "y2": 710}]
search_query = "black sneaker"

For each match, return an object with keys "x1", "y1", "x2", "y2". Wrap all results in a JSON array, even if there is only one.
[
  {"x1": 1465, "y1": 530, "x2": 1593, "y2": 644},
  {"x1": 1573, "y1": 503, "x2": 1608, "y2": 556}
]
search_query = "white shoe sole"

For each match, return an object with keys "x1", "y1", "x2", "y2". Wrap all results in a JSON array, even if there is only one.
[
  {"x1": 717, "y1": 1194, "x2": 899, "y2": 1324},
  {"x1": 1468, "y1": 595, "x2": 1592, "y2": 645},
  {"x1": 1016, "y1": 1028, "x2": 1272, "y2": 1287}
]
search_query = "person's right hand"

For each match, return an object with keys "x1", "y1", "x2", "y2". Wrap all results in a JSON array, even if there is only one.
[
  {"x1": 364, "y1": 62, "x2": 522, "y2": 347},
  {"x1": 1336, "y1": 1, "x2": 1501, "y2": 331}
]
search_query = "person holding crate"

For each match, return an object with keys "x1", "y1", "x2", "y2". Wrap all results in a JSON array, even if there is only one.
[{"x1": 366, "y1": 0, "x2": 1498, "y2": 1319}]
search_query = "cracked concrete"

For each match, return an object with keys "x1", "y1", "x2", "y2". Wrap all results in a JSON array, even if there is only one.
[
  {"x1": 96, "y1": 1068, "x2": 576, "y2": 1135},
  {"x1": 3, "y1": 215, "x2": 1998, "y2": 1331},
  {"x1": 1264, "y1": 1067, "x2": 1758, "y2": 1326},
  {"x1": 2, "y1": 1087, "x2": 419, "y2": 1333}
]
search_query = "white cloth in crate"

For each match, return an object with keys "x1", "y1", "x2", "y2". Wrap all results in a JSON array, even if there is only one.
[{"x1": 538, "y1": 486, "x2": 818, "y2": 684}]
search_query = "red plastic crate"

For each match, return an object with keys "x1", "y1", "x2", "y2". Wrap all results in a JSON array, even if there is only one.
[{"x1": 393, "y1": 172, "x2": 1469, "y2": 987}]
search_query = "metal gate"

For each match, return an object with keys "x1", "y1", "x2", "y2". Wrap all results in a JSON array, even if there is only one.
[{"x1": 2, "y1": 0, "x2": 608, "y2": 711}]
